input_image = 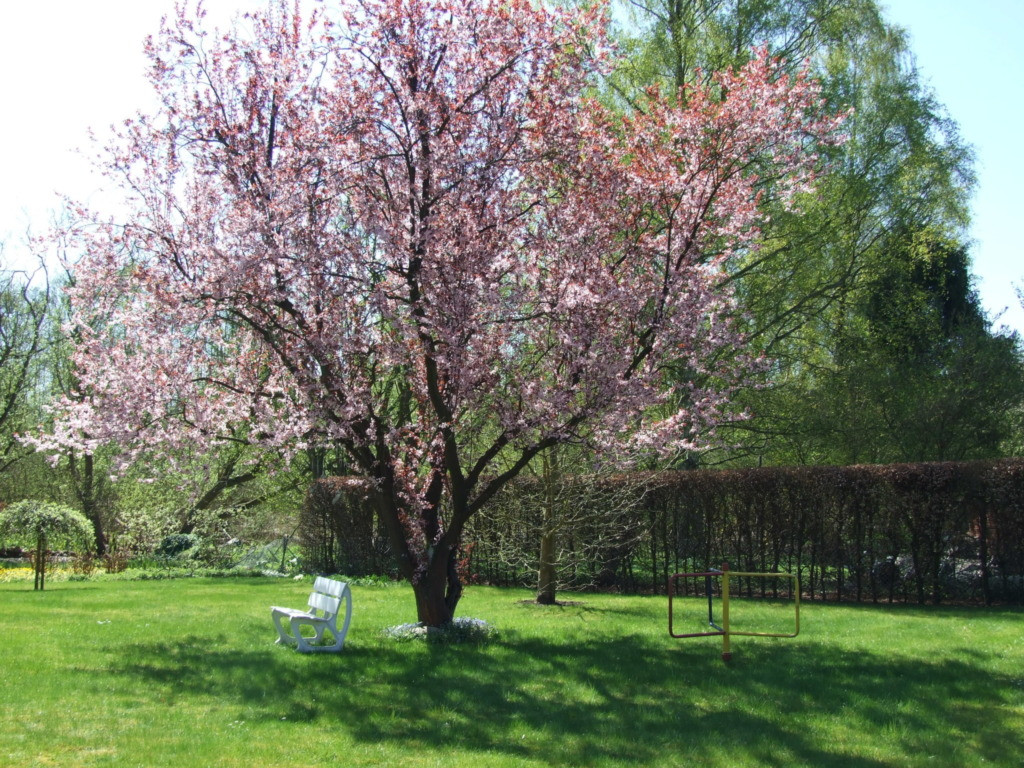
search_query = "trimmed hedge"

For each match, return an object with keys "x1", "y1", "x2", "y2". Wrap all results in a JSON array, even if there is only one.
[
  {"x1": 621, "y1": 460, "x2": 1024, "y2": 604},
  {"x1": 302, "y1": 459, "x2": 1024, "y2": 605}
]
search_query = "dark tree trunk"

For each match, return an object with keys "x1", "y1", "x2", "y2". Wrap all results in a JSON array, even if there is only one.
[
  {"x1": 411, "y1": 539, "x2": 463, "y2": 626},
  {"x1": 536, "y1": 448, "x2": 559, "y2": 605},
  {"x1": 373, "y1": 483, "x2": 465, "y2": 627},
  {"x1": 34, "y1": 534, "x2": 47, "y2": 591},
  {"x1": 69, "y1": 449, "x2": 107, "y2": 556},
  {"x1": 536, "y1": 527, "x2": 557, "y2": 605}
]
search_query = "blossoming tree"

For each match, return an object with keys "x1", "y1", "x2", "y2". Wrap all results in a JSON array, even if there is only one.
[{"x1": 40, "y1": 0, "x2": 842, "y2": 625}]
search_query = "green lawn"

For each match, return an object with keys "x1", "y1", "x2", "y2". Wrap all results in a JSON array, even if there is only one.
[{"x1": 1, "y1": 577, "x2": 1021, "y2": 767}]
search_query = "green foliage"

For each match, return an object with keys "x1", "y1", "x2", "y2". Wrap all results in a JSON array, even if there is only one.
[
  {"x1": 0, "y1": 499, "x2": 94, "y2": 550},
  {"x1": 0, "y1": 579, "x2": 1021, "y2": 766},
  {"x1": 1, "y1": 565, "x2": 274, "y2": 583},
  {"x1": 0, "y1": 499, "x2": 95, "y2": 590},
  {"x1": 611, "y1": 0, "x2": 884, "y2": 98},
  {"x1": 811, "y1": 235, "x2": 1024, "y2": 463},
  {"x1": 609, "y1": 0, "x2": 1024, "y2": 468},
  {"x1": 727, "y1": 10, "x2": 992, "y2": 466},
  {"x1": 154, "y1": 533, "x2": 202, "y2": 559},
  {"x1": 100, "y1": 566, "x2": 278, "y2": 581}
]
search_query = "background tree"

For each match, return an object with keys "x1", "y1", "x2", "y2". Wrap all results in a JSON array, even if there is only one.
[
  {"x1": 37, "y1": 0, "x2": 840, "y2": 625},
  {"x1": 0, "y1": 499, "x2": 94, "y2": 590},
  {"x1": 475, "y1": 445, "x2": 649, "y2": 605},
  {"x1": 26, "y1": 264, "x2": 118, "y2": 552},
  {"x1": 110, "y1": 440, "x2": 306, "y2": 554},
  {"x1": 0, "y1": 254, "x2": 50, "y2": 475},
  {"x1": 612, "y1": 0, "x2": 1021, "y2": 467},
  {"x1": 804, "y1": 233, "x2": 1024, "y2": 463}
]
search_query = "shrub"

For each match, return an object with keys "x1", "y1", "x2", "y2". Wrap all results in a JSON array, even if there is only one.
[
  {"x1": 155, "y1": 533, "x2": 201, "y2": 559},
  {"x1": 72, "y1": 550, "x2": 97, "y2": 576},
  {"x1": 103, "y1": 548, "x2": 130, "y2": 574}
]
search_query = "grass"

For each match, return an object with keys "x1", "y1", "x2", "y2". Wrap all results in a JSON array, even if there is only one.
[{"x1": 1, "y1": 577, "x2": 1022, "y2": 767}]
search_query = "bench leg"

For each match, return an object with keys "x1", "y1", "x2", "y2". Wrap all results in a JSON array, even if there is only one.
[
  {"x1": 292, "y1": 617, "x2": 344, "y2": 653},
  {"x1": 271, "y1": 609, "x2": 298, "y2": 646},
  {"x1": 292, "y1": 616, "x2": 326, "y2": 651}
]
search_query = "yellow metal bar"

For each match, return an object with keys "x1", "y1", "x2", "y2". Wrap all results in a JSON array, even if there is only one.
[
  {"x1": 673, "y1": 567, "x2": 800, "y2": 660},
  {"x1": 721, "y1": 572, "x2": 801, "y2": 638}
]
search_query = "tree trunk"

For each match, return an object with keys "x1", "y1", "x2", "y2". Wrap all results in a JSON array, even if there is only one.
[
  {"x1": 372, "y1": 477, "x2": 465, "y2": 627},
  {"x1": 34, "y1": 534, "x2": 46, "y2": 591},
  {"x1": 411, "y1": 540, "x2": 463, "y2": 626},
  {"x1": 537, "y1": 525, "x2": 557, "y2": 605},
  {"x1": 536, "y1": 447, "x2": 559, "y2": 605},
  {"x1": 69, "y1": 449, "x2": 107, "y2": 555}
]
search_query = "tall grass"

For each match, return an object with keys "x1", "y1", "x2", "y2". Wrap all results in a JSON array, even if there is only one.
[{"x1": 1, "y1": 578, "x2": 1021, "y2": 767}]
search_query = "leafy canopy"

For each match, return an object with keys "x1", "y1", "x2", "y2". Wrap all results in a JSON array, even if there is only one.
[{"x1": 0, "y1": 499, "x2": 94, "y2": 549}]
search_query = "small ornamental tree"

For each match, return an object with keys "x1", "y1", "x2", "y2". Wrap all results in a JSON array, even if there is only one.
[
  {"x1": 35, "y1": 0, "x2": 842, "y2": 625},
  {"x1": 0, "y1": 500, "x2": 95, "y2": 590}
]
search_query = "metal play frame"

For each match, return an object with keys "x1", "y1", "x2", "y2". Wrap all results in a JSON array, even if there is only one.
[{"x1": 668, "y1": 562, "x2": 800, "y2": 661}]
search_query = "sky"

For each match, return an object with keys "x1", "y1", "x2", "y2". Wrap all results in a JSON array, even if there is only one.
[
  {"x1": 1, "y1": 0, "x2": 1021, "y2": 334},
  {"x1": 881, "y1": 0, "x2": 1024, "y2": 334}
]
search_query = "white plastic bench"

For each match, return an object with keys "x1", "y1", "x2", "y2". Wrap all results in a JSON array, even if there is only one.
[{"x1": 271, "y1": 576, "x2": 352, "y2": 653}]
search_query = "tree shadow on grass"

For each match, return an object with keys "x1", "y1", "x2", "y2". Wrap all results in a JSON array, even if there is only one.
[{"x1": 104, "y1": 624, "x2": 1022, "y2": 768}]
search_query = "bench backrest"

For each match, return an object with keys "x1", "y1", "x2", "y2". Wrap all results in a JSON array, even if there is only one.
[{"x1": 308, "y1": 576, "x2": 348, "y2": 617}]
